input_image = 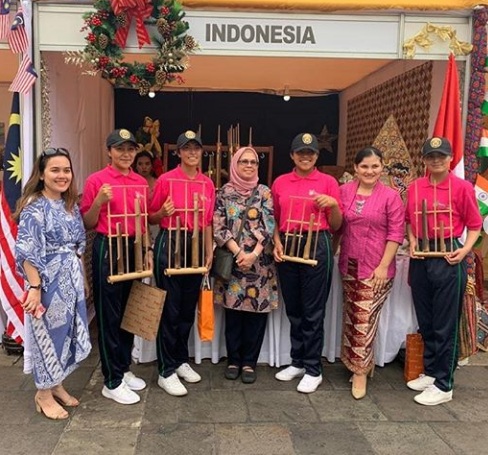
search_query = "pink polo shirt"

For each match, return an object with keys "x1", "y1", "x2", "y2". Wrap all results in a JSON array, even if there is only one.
[
  {"x1": 271, "y1": 168, "x2": 342, "y2": 232},
  {"x1": 149, "y1": 165, "x2": 216, "y2": 230},
  {"x1": 405, "y1": 173, "x2": 482, "y2": 239},
  {"x1": 80, "y1": 165, "x2": 149, "y2": 236}
]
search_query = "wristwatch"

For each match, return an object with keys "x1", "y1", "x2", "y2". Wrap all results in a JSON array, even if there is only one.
[{"x1": 28, "y1": 283, "x2": 42, "y2": 290}]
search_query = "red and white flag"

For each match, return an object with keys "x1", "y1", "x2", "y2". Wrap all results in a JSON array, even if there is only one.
[
  {"x1": 433, "y1": 53, "x2": 464, "y2": 179},
  {"x1": 8, "y1": 8, "x2": 28, "y2": 54},
  {"x1": 0, "y1": 0, "x2": 11, "y2": 40},
  {"x1": 9, "y1": 54, "x2": 38, "y2": 94}
]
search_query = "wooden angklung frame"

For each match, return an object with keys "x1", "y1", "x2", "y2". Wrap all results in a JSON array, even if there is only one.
[
  {"x1": 164, "y1": 178, "x2": 208, "y2": 276},
  {"x1": 412, "y1": 179, "x2": 454, "y2": 257},
  {"x1": 281, "y1": 195, "x2": 322, "y2": 266},
  {"x1": 106, "y1": 185, "x2": 153, "y2": 283}
]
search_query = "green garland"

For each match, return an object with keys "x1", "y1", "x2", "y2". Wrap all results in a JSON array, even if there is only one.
[{"x1": 80, "y1": 0, "x2": 197, "y2": 95}]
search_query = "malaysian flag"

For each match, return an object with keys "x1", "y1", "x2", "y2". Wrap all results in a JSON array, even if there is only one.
[
  {"x1": 8, "y1": 7, "x2": 28, "y2": 54},
  {"x1": 0, "y1": 92, "x2": 25, "y2": 343},
  {"x1": 0, "y1": 0, "x2": 10, "y2": 40},
  {"x1": 9, "y1": 53, "x2": 37, "y2": 94}
]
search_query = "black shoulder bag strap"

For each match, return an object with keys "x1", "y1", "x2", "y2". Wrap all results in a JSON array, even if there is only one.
[{"x1": 234, "y1": 186, "x2": 259, "y2": 244}]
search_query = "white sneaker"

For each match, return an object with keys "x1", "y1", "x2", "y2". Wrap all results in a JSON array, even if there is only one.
[
  {"x1": 102, "y1": 382, "x2": 140, "y2": 405},
  {"x1": 407, "y1": 374, "x2": 436, "y2": 391},
  {"x1": 414, "y1": 385, "x2": 453, "y2": 406},
  {"x1": 123, "y1": 371, "x2": 146, "y2": 391},
  {"x1": 297, "y1": 374, "x2": 323, "y2": 393},
  {"x1": 275, "y1": 366, "x2": 306, "y2": 382},
  {"x1": 176, "y1": 363, "x2": 202, "y2": 383},
  {"x1": 158, "y1": 373, "x2": 188, "y2": 396}
]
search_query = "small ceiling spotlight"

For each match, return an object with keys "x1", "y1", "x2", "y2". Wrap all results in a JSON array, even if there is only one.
[
  {"x1": 148, "y1": 91, "x2": 156, "y2": 98},
  {"x1": 283, "y1": 85, "x2": 291, "y2": 102}
]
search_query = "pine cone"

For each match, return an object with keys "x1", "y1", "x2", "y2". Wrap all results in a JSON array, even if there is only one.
[
  {"x1": 115, "y1": 13, "x2": 128, "y2": 28},
  {"x1": 138, "y1": 80, "x2": 151, "y2": 96},
  {"x1": 155, "y1": 70, "x2": 167, "y2": 85},
  {"x1": 98, "y1": 34, "x2": 109, "y2": 49},
  {"x1": 184, "y1": 35, "x2": 197, "y2": 51},
  {"x1": 157, "y1": 18, "x2": 171, "y2": 36}
]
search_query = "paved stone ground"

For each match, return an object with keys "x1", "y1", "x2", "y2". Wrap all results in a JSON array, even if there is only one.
[{"x1": 1, "y1": 340, "x2": 488, "y2": 455}]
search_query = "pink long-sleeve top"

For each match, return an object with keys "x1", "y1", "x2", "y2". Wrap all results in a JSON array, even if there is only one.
[
  {"x1": 405, "y1": 173, "x2": 482, "y2": 239},
  {"x1": 271, "y1": 168, "x2": 342, "y2": 232},
  {"x1": 149, "y1": 165, "x2": 216, "y2": 230},
  {"x1": 338, "y1": 180, "x2": 405, "y2": 279}
]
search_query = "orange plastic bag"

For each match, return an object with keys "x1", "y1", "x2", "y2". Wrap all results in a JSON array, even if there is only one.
[
  {"x1": 198, "y1": 275, "x2": 214, "y2": 341},
  {"x1": 404, "y1": 333, "x2": 424, "y2": 382}
]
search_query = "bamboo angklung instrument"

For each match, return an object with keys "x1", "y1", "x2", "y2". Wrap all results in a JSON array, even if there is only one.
[
  {"x1": 303, "y1": 213, "x2": 315, "y2": 260},
  {"x1": 439, "y1": 221, "x2": 446, "y2": 253},
  {"x1": 216, "y1": 125, "x2": 222, "y2": 189},
  {"x1": 421, "y1": 199, "x2": 429, "y2": 252},
  {"x1": 134, "y1": 197, "x2": 143, "y2": 272},
  {"x1": 116, "y1": 222, "x2": 124, "y2": 275},
  {"x1": 174, "y1": 215, "x2": 181, "y2": 269},
  {"x1": 191, "y1": 193, "x2": 200, "y2": 268},
  {"x1": 248, "y1": 127, "x2": 253, "y2": 146},
  {"x1": 289, "y1": 228, "x2": 297, "y2": 257}
]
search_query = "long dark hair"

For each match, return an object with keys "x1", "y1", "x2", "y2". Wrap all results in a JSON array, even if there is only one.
[
  {"x1": 14, "y1": 148, "x2": 78, "y2": 219},
  {"x1": 354, "y1": 146, "x2": 383, "y2": 165},
  {"x1": 132, "y1": 150, "x2": 156, "y2": 177}
]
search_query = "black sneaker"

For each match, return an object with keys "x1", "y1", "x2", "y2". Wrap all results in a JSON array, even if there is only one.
[{"x1": 225, "y1": 365, "x2": 240, "y2": 380}]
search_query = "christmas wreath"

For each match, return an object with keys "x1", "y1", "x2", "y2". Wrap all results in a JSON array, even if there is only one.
[{"x1": 78, "y1": 0, "x2": 197, "y2": 95}]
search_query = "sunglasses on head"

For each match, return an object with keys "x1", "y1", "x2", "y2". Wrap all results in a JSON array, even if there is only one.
[{"x1": 41, "y1": 147, "x2": 70, "y2": 158}]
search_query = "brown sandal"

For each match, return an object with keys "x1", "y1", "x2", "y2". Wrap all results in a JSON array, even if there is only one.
[{"x1": 52, "y1": 385, "x2": 80, "y2": 407}]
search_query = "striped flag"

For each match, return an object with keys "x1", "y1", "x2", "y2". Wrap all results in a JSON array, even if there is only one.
[
  {"x1": 8, "y1": 7, "x2": 28, "y2": 54},
  {"x1": 433, "y1": 53, "x2": 464, "y2": 179},
  {"x1": 0, "y1": 0, "x2": 10, "y2": 40},
  {"x1": 0, "y1": 92, "x2": 25, "y2": 343},
  {"x1": 8, "y1": 53, "x2": 37, "y2": 94},
  {"x1": 478, "y1": 129, "x2": 488, "y2": 158},
  {"x1": 475, "y1": 174, "x2": 488, "y2": 217}
]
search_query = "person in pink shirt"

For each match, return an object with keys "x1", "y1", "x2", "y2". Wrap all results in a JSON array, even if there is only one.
[
  {"x1": 149, "y1": 130, "x2": 215, "y2": 397},
  {"x1": 272, "y1": 133, "x2": 342, "y2": 394},
  {"x1": 405, "y1": 137, "x2": 482, "y2": 406},
  {"x1": 337, "y1": 146, "x2": 405, "y2": 400},
  {"x1": 80, "y1": 129, "x2": 149, "y2": 406}
]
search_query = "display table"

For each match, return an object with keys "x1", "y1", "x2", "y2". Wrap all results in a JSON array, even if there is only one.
[{"x1": 132, "y1": 255, "x2": 418, "y2": 367}]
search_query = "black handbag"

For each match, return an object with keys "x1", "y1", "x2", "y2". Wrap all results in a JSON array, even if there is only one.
[{"x1": 212, "y1": 187, "x2": 258, "y2": 282}]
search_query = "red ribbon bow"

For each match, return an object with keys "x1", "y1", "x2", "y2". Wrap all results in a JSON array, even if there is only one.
[{"x1": 111, "y1": 0, "x2": 153, "y2": 49}]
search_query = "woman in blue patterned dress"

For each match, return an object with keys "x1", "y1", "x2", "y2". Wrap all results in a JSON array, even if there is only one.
[
  {"x1": 15, "y1": 148, "x2": 91, "y2": 420},
  {"x1": 213, "y1": 147, "x2": 278, "y2": 384}
]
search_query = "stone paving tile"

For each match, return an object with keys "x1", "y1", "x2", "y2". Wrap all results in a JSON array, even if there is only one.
[
  {"x1": 246, "y1": 390, "x2": 319, "y2": 423},
  {"x1": 53, "y1": 429, "x2": 139, "y2": 455},
  {"x1": 358, "y1": 422, "x2": 456, "y2": 455},
  {"x1": 0, "y1": 362, "x2": 31, "y2": 390},
  {"x1": 443, "y1": 389, "x2": 488, "y2": 422},
  {"x1": 369, "y1": 389, "x2": 457, "y2": 422},
  {"x1": 288, "y1": 422, "x2": 376, "y2": 455},
  {"x1": 177, "y1": 390, "x2": 248, "y2": 423},
  {"x1": 138, "y1": 424, "x2": 215, "y2": 455},
  {"x1": 140, "y1": 387, "x2": 182, "y2": 430},
  {"x1": 215, "y1": 423, "x2": 295, "y2": 455},
  {"x1": 453, "y1": 365, "x2": 488, "y2": 390},
  {"x1": 370, "y1": 361, "x2": 409, "y2": 391},
  {"x1": 430, "y1": 422, "x2": 488, "y2": 454},
  {"x1": 1, "y1": 424, "x2": 64, "y2": 455},
  {"x1": 310, "y1": 390, "x2": 388, "y2": 422},
  {"x1": 69, "y1": 388, "x2": 147, "y2": 430}
]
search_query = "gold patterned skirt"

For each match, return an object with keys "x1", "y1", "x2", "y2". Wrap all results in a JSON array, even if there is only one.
[{"x1": 341, "y1": 259, "x2": 393, "y2": 374}]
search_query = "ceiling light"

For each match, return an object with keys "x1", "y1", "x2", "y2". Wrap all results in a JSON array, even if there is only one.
[
  {"x1": 148, "y1": 91, "x2": 156, "y2": 98},
  {"x1": 283, "y1": 85, "x2": 290, "y2": 102}
]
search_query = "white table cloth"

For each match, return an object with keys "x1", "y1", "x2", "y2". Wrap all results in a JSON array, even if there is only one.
[{"x1": 132, "y1": 255, "x2": 418, "y2": 367}]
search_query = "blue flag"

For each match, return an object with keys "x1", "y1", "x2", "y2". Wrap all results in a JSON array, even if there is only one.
[{"x1": 3, "y1": 92, "x2": 22, "y2": 212}]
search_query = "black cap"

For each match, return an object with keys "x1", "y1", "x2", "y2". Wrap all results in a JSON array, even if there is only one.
[
  {"x1": 106, "y1": 129, "x2": 138, "y2": 148},
  {"x1": 422, "y1": 137, "x2": 452, "y2": 156},
  {"x1": 176, "y1": 130, "x2": 203, "y2": 148},
  {"x1": 291, "y1": 133, "x2": 319, "y2": 154}
]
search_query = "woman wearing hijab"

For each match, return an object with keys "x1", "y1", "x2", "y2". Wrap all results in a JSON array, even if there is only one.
[{"x1": 213, "y1": 147, "x2": 278, "y2": 384}]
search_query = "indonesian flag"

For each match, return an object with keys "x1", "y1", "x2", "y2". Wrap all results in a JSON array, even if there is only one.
[
  {"x1": 433, "y1": 53, "x2": 464, "y2": 179},
  {"x1": 475, "y1": 174, "x2": 488, "y2": 217}
]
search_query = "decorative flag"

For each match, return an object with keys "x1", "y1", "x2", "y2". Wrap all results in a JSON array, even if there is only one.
[
  {"x1": 475, "y1": 174, "x2": 488, "y2": 217},
  {"x1": 7, "y1": 7, "x2": 28, "y2": 54},
  {"x1": 0, "y1": 92, "x2": 25, "y2": 343},
  {"x1": 478, "y1": 128, "x2": 488, "y2": 158},
  {"x1": 8, "y1": 53, "x2": 38, "y2": 94},
  {"x1": 0, "y1": 0, "x2": 10, "y2": 39},
  {"x1": 433, "y1": 53, "x2": 464, "y2": 179}
]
